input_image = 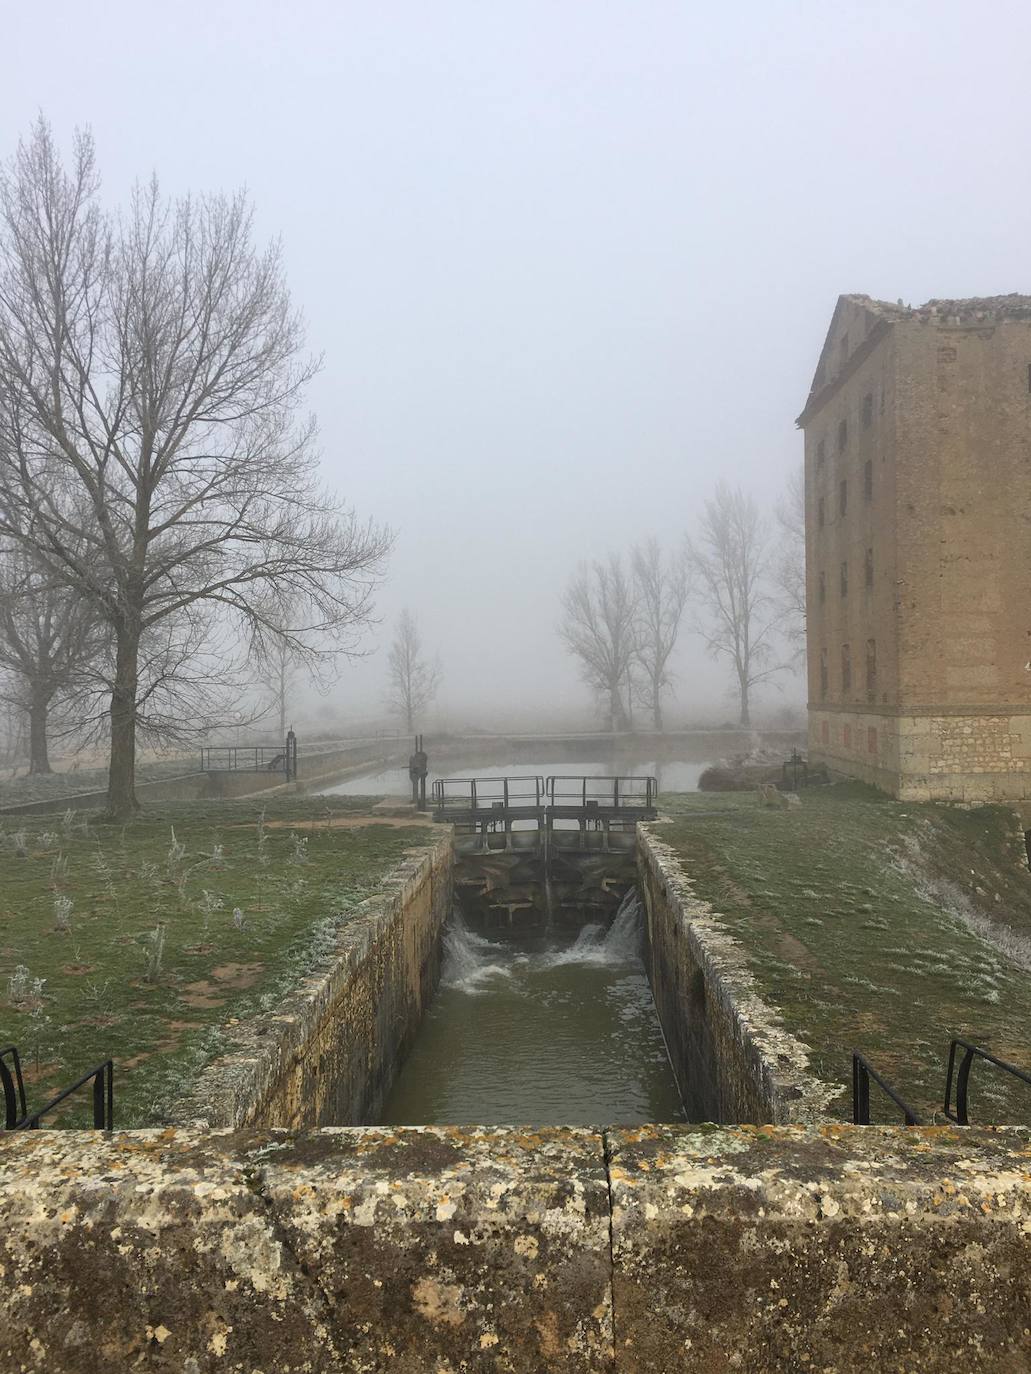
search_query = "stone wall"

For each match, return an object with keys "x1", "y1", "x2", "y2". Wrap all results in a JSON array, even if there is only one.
[
  {"x1": 0, "y1": 1123, "x2": 1027, "y2": 1373},
  {"x1": 637, "y1": 826, "x2": 836, "y2": 1123},
  {"x1": 808, "y1": 706, "x2": 1031, "y2": 801},
  {"x1": 173, "y1": 832, "x2": 453, "y2": 1128}
]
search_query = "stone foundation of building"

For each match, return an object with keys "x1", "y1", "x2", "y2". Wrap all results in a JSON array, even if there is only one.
[{"x1": 808, "y1": 707, "x2": 1031, "y2": 802}]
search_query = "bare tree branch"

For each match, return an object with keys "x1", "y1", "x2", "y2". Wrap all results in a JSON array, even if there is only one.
[
  {"x1": 0, "y1": 120, "x2": 392, "y2": 816},
  {"x1": 686, "y1": 482, "x2": 785, "y2": 726},
  {"x1": 386, "y1": 609, "x2": 440, "y2": 733},
  {"x1": 773, "y1": 463, "x2": 806, "y2": 669},
  {"x1": 559, "y1": 555, "x2": 637, "y2": 731},
  {"x1": 631, "y1": 538, "x2": 689, "y2": 731}
]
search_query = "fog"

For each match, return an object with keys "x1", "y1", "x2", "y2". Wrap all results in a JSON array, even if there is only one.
[{"x1": 3, "y1": 0, "x2": 1029, "y2": 732}]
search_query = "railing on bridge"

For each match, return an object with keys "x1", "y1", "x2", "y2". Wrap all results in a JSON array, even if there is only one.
[
  {"x1": 546, "y1": 776, "x2": 658, "y2": 815},
  {"x1": 199, "y1": 738, "x2": 297, "y2": 779},
  {"x1": 431, "y1": 776, "x2": 546, "y2": 818}
]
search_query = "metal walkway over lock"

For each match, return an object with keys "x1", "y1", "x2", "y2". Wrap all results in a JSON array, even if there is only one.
[{"x1": 431, "y1": 775, "x2": 658, "y2": 855}]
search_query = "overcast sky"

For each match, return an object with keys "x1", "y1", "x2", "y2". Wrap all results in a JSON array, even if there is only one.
[{"x1": 3, "y1": 1, "x2": 1030, "y2": 728}]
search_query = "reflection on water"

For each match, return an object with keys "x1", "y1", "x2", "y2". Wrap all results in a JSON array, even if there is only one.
[
  {"x1": 380, "y1": 893, "x2": 684, "y2": 1126},
  {"x1": 319, "y1": 756, "x2": 711, "y2": 796}
]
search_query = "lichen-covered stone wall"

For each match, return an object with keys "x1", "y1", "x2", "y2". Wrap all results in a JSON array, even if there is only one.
[
  {"x1": 0, "y1": 1124, "x2": 1027, "y2": 1373},
  {"x1": 637, "y1": 826, "x2": 836, "y2": 1123},
  {"x1": 173, "y1": 833, "x2": 452, "y2": 1128}
]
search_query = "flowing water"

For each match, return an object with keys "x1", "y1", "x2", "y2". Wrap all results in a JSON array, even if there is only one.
[{"x1": 381, "y1": 892, "x2": 685, "y2": 1125}]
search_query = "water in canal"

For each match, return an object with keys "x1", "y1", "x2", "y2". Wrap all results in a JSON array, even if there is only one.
[{"x1": 381, "y1": 892, "x2": 685, "y2": 1126}]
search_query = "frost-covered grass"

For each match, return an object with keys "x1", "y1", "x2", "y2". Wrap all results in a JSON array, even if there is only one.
[
  {"x1": 660, "y1": 784, "x2": 1031, "y2": 1124},
  {"x1": 0, "y1": 756, "x2": 198, "y2": 807},
  {"x1": 0, "y1": 796, "x2": 429, "y2": 1126}
]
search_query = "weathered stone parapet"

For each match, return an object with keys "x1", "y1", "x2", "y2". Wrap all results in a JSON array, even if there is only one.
[
  {"x1": 637, "y1": 825, "x2": 838, "y2": 1123},
  {"x1": 0, "y1": 1125, "x2": 612, "y2": 1373},
  {"x1": 172, "y1": 831, "x2": 453, "y2": 1129},
  {"x1": 608, "y1": 1123, "x2": 1031, "y2": 1373},
  {"x1": 1, "y1": 1124, "x2": 1028, "y2": 1372}
]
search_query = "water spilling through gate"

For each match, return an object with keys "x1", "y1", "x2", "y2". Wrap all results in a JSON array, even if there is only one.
[{"x1": 380, "y1": 891, "x2": 684, "y2": 1126}]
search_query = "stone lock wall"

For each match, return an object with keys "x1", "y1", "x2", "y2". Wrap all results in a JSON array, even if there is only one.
[
  {"x1": 173, "y1": 832, "x2": 453, "y2": 1129},
  {"x1": 637, "y1": 827, "x2": 837, "y2": 1124}
]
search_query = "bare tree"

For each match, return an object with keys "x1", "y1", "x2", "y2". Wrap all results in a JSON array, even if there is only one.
[
  {"x1": 0, "y1": 121, "x2": 391, "y2": 817},
  {"x1": 774, "y1": 464, "x2": 806, "y2": 667},
  {"x1": 687, "y1": 482, "x2": 783, "y2": 726},
  {"x1": 631, "y1": 539, "x2": 689, "y2": 731},
  {"x1": 386, "y1": 609, "x2": 440, "y2": 733},
  {"x1": 0, "y1": 548, "x2": 104, "y2": 772},
  {"x1": 559, "y1": 555, "x2": 637, "y2": 731},
  {"x1": 247, "y1": 590, "x2": 344, "y2": 737}
]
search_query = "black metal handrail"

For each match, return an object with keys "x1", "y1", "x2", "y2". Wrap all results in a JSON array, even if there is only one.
[
  {"x1": 14, "y1": 1059, "x2": 113, "y2": 1131},
  {"x1": 944, "y1": 1038, "x2": 1031, "y2": 1126},
  {"x1": 432, "y1": 777, "x2": 545, "y2": 811},
  {"x1": 852, "y1": 1051, "x2": 923, "y2": 1125},
  {"x1": 546, "y1": 776, "x2": 658, "y2": 810},
  {"x1": 1, "y1": 1045, "x2": 27, "y2": 1129},
  {"x1": 199, "y1": 745, "x2": 289, "y2": 774}
]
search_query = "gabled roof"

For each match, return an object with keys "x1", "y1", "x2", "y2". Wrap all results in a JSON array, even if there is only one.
[{"x1": 798, "y1": 291, "x2": 1031, "y2": 426}]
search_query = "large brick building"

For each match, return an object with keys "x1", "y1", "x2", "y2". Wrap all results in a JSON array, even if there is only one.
[{"x1": 800, "y1": 293, "x2": 1031, "y2": 802}]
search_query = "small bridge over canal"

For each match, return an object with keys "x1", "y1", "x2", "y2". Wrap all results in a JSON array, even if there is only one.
[{"x1": 431, "y1": 775, "x2": 658, "y2": 859}]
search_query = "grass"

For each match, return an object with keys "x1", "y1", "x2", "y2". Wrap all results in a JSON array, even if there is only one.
[
  {"x1": 0, "y1": 756, "x2": 199, "y2": 807},
  {"x1": 659, "y1": 784, "x2": 1031, "y2": 1125},
  {"x1": 0, "y1": 795, "x2": 432, "y2": 1127}
]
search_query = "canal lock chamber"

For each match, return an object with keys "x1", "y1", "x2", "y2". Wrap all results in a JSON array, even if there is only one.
[{"x1": 380, "y1": 777, "x2": 687, "y2": 1127}]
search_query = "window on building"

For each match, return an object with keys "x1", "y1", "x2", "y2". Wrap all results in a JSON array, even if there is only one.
[
  {"x1": 818, "y1": 570, "x2": 826, "y2": 603},
  {"x1": 839, "y1": 480, "x2": 848, "y2": 517},
  {"x1": 866, "y1": 638, "x2": 877, "y2": 700},
  {"x1": 862, "y1": 393, "x2": 873, "y2": 428},
  {"x1": 841, "y1": 642, "x2": 852, "y2": 691},
  {"x1": 816, "y1": 437, "x2": 826, "y2": 469},
  {"x1": 820, "y1": 648, "x2": 828, "y2": 700},
  {"x1": 864, "y1": 459, "x2": 873, "y2": 500},
  {"x1": 864, "y1": 547, "x2": 874, "y2": 588},
  {"x1": 867, "y1": 726, "x2": 878, "y2": 754},
  {"x1": 838, "y1": 418, "x2": 848, "y2": 453},
  {"x1": 843, "y1": 723, "x2": 852, "y2": 749},
  {"x1": 818, "y1": 496, "x2": 825, "y2": 528},
  {"x1": 840, "y1": 561, "x2": 848, "y2": 598},
  {"x1": 821, "y1": 720, "x2": 829, "y2": 745}
]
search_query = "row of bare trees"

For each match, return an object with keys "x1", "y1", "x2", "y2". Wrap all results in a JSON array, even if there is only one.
[
  {"x1": 560, "y1": 476, "x2": 805, "y2": 729},
  {"x1": 0, "y1": 120, "x2": 391, "y2": 813}
]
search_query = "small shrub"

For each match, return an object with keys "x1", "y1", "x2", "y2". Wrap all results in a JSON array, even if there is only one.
[
  {"x1": 52, "y1": 895, "x2": 74, "y2": 933},
  {"x1": 143, "y1": 924, "x2": 167, "y2": 983},
  {"x1": 166, "y1": 826, "x2": 187, "y2": 876}
]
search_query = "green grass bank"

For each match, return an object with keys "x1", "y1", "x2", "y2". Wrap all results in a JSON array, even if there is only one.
[
  {"x1": 659, "y1": 784, "x2": 1031, "y2": 1125},
  {"x1": 0, "y1": 796, "x2": 432, "y2": 1126}
]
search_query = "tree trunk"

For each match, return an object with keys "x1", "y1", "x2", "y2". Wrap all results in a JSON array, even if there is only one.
[
  {"x1": 107, "y1": 627, "x2": 140, "y2": 819},
  {"x1": 652, "y1": 675, "x2": 664, "y2": 732},
  {"x1": 27, "y1": 696, "x2": 51, "y2": 774},
  {"x1": 609, "y1": 685, "x2": 629, "y2": 733},
  {"x1": 738, "y1": 678, "x2": 750, "y2": 727}
]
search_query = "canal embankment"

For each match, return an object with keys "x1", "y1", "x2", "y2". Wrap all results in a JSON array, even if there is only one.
[
  {"x1": 173, "y1": 829, "x2": 452, "y2": 1128},
  {"x1": 652, "y1": 787, "x2": 1031, "y2": 1123}
]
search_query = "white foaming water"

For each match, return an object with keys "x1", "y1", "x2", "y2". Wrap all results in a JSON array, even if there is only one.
[
  {"x1": 443, "y1": 890, "x2": 644, "y2": 987},
  {"x1": 441, "y1": 917, "x2": 514, "y2": 993},
  {"x1": 543, "y1": 890, "x2": 643, "y2": 967}
]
